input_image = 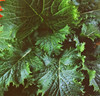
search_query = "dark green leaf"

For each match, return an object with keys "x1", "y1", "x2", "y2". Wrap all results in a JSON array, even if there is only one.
[
  {"x1": 1, "y1": 0, "x2": 79, "y2": 40},
  {"x1": 0, "y1": 47, "x2": 32, "y2": 94},
  {"x1": 86, "y1": 57, "x2": 100, "y2": 92},
  {"x1": 30, "y1": 48, "x2": 84, "y2": 96}
]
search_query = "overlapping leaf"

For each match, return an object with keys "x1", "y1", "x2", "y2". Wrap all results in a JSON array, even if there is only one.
[
  {"x1": 35, "y1": 25, "x2": 70, "y2": 55},
  {"x1": 85, "y1": 45, "x2": 100, "y2": 93},
  {"x1": 81, "y1": 20, "x2": 100, "y2": 41},
  {"x1": 86, "y1": 57, "x2": 100, "y2": 93},
  {"x1": 0, "y1": 0, "x2": 79, "y2": 40},
  {"x1": 78, "y1": 0, "x2": 100, "y2": 41},
  {"x1": 29, "y1": 48, "x2": 84, "y2": 96},
  {"x1": 0, "y1": 46, "x2": 32, "y2": 95},
  {"x1": 0, "y1": 0, "x2": 42, "y2": 39},
  {"x1": 0, "y1": 0, "x2": 95, "y2": 96}
]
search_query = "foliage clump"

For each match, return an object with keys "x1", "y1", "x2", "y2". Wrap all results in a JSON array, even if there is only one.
[{"x1": 0, "y1": 0, "x2": 100, "y2": 96}]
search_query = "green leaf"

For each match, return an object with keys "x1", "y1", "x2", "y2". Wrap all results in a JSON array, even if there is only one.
[
  {"x1": 74, "y1": 35, "x2": 85, "y2": 52},
  {"x1": 0, "y1": 47, "x2": 32, "y2": 94},
  {"x1": 0, "y1": 26, "x2": 12, "y2": 50},
  {"x1": 83, "y1": 43, "x2": 100, "y2": 92},
  {"x1": 0, "y1": 0, "x2": 42, "y2": 40},
  {"x1": 81, "y1": 21, "x2": 100, "y2": 41},
  {"x1": 0, "y1": 0, "x2": 79, "y2": 40},
  {"x1": 35, "y1": 25, "x2": 70, "y2": 55},
  {"x1": 0, "y1": 87, "x2": 4, "y2": 96},
  {"x1": 31, "y1": 48, "x2": 84, "y2": 96},
  {"x1": 86, "y1": 57, "x2": 100, "y2": 92},
  {"x1": 84, "y1": 45, "x2": 100, "y2": 92}
]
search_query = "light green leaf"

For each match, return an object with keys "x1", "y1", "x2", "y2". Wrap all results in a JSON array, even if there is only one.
[
  {"x1": 0, "y1": 26, "x2": 12, "y2": 50},
  {"x1": 35, "y1": 25, "x2": 70, "y2": 55}
]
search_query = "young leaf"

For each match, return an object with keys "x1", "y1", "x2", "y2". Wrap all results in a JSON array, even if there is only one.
[{"x1": 35, "y1": 25, "x2": 70, "y2": 55}]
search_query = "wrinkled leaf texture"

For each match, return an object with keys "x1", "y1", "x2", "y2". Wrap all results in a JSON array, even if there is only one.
[
  {"x1": 0, "y1": 0, "x2": 85, "y2": 96},
  {"x1": 0, "y1": 46, "x2": 84, "y2": 96},
  {"x1": 29, "y1": 48, "x2": 84, "y2": 96},
  {"x1": 0, "y1": 45, "x2": 32, "y2": 95},
  {"x1": 81, "y1": 20, "x2": 100, "y2": 41},
  {"x1": 0, "y1": 0, "x2": 79, "y2": 54},
  {"x1": 86, "y1": 57, "x2": 100, "y2": 93},
  {"x1": 85, "y1": 45, "x2": 100, "y2": 93}
]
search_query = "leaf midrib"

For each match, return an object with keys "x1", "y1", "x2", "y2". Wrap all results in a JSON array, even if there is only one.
[
  {"x1": 23, "y1": 0, "x2": 43, "y2": 22},
  {"x1": 0, "y1": 48, "x2": 32, "y2": 79}
]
